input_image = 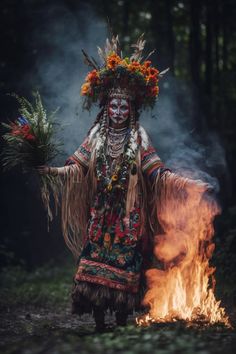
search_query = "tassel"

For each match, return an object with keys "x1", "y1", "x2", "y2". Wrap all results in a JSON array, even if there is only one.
[{"x1": 126, "y1": 167, "x2": 138, "y2": 216}]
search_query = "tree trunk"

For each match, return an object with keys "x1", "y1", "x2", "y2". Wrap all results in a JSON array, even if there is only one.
[
  {"x1": 205, "y1": 0, "x2": 213, "y2": 122},
  {"x1": 122, "y1": 0, "x2": 130, "y2": 37},
  {"x1": 189, "y1": 0, "x2": 202, "y2": 87},
  {"x1": 189, "y1": 0, "x2": 206, "y2": 131},
  {"x1": 222, "y1": 1, "x2": 229, "y2": 72},
  {"x1": 165, "y1": 0, "x2": 175, "y2": 73},
  {"x1": 213, "y1": 0, "x2": 221, "y2": 82}
]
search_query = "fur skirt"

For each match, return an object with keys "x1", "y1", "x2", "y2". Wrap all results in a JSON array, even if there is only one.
[{"x1": 71, "y1": 280, "x2": 144, "y2": 315}]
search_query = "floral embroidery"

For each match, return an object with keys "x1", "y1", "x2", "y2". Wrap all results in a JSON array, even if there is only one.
[{"x1": 74, "y1": 131, "x2": 162, "y2": 292}]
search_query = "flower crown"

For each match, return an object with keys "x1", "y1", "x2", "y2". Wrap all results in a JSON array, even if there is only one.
[{"x1": 81, "y1": 34, "x2": 169, "y2": 110}]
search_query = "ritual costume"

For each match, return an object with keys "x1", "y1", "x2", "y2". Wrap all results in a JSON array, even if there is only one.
[{"x1": 46, "y1": 35, "x2": 208, "y2": 329}]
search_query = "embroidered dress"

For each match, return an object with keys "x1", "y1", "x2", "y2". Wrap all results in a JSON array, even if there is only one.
[{"x1": 67, "y1": 126, "x2": 164, "y2": 314}]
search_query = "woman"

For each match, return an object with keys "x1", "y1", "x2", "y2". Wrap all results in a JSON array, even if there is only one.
[{"x1": 38, "y1": 36, "x2": 209, "y2": 330}]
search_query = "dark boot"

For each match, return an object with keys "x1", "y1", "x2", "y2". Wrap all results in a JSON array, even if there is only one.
[
  {"x1": 93, "y1": 306, "x2": 106, "y2": 332},
  {"x1": 115, "y1": 311, "x2": 128, "y2": 326}
]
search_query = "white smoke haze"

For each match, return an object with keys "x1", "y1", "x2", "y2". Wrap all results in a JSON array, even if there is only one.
[
  {"x1": 141, "y1": 78, "x2": 227, "y2": 191},
  {"x1": 27, "y1": 2, "x2": 227, "y2": 189},
  {"x1": 28, "y1": 3, "x2": 106, "y2": 157}
]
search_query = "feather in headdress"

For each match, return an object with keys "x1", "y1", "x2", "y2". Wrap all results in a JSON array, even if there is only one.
[{"x1": 130, "y1": 33, "x2": 146, "y2": 62}]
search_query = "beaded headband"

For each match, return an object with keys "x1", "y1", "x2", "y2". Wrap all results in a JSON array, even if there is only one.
[{"x1": 108, "y1": 87, "x2": 134, "y2": 101}]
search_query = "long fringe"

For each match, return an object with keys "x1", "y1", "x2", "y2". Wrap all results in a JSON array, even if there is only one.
[
  {"x1": 61, "y1": 164, "x2": 89, "y2": 259},
  {"x1": 137, "y1": 149, "x2": 148, "y2": 235},
  {"x1": 152, "y1": 170, "x2": 189, "y2": 231},
  {"x1": 42, "y1": 164, "x2": 91, "y2": 260},
  {"x1": 86, "y1": 149, "x2": 97, "y2": 207},
  {"x1": 40, "y1": 174, "x2": 63, "y2": 230},
  {"x1": 125, "y1": 172, "x2": 138, "y2": 216}
]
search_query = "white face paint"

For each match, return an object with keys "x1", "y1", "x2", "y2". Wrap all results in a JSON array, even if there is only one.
[{"x1": 108, "y1": 98, "x2": 130, "y2": 125}]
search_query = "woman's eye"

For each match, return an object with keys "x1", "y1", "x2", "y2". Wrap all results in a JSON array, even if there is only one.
[
  {"x1": 121, "y1": 106, "x2": 128, "y2": 110},
  {"x1": 111, "y1": 105, "x2": 117, "y2": 109}
]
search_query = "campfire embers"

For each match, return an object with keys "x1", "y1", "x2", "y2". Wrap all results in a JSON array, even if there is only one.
[{"x1": 136, "y1": 308, "x2": 231, "y2": 328}]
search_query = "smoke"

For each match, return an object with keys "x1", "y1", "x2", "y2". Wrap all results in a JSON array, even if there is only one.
[
  {"x1": 25, "y1": 1, "x2": 227, "y2": 188},
  {"x1": 26, "y1": 2, "x2": 106, "y2": 157},
  {"x1": 141, "y1": 79, "x2": 227, "y2": 191}
]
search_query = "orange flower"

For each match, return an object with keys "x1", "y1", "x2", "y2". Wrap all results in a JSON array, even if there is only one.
[
  {"x1": 111, "y1": 174, "x2": 118, "y2": 181},
  {"x1": 128, "y1": 61, "x2": 141, "y2": 72},
  {"x1": 141, "y1": 61, "x2": 156, "y2": 76},
  {"x1": 146, "y1": 74, "x2": 158, "y2": 84},
  {"x1": 106, "y1": 53, "x2": 121, "y2": 70},
  {"x1": 81, "y1": 82, "x2": 91, "y2": 95},
  {"x1": 86, "y1": 69, "x2": 99, "y2": 83},
  {"x1": 141, "y1": 70, "x2": 149, "y2": 77}
]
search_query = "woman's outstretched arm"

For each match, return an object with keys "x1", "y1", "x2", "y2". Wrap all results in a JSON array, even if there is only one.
[
  {"x1": 37, "y1": 134, "x2": 92, "y2": 176},
  {"x1": 37, "y1": 165, "x2": 75, "y2": 176}
]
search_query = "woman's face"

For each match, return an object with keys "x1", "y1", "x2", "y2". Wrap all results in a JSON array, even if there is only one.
[{"x1": 108, "y1": 98, "x2": 130, "y2": 125}]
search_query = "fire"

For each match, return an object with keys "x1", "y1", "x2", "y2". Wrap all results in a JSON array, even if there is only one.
[{"x1": 137, "y1": 177, "x2": 230, "y2": 327}]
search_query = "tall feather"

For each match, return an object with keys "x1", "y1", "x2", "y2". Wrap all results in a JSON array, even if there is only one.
[
  {"x1": 159, "y1": 68, "x2": 170, "y2": 77},
  {"x1": 130, "y1": 33, "x2": 146, "y2": 62},
  {"x1": 81, "y1": 49, "x2": 99, "y2": 70}
]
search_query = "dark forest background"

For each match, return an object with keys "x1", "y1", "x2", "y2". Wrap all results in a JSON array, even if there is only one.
[{"x1": 0, "y1": 0, "x2": 236, "y2": 303}]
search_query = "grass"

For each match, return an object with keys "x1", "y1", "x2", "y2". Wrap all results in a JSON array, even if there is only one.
[
  {"x1": 0, "y1": 260, "x2": 235, "y2": 354},
  {"x1": 0, "y1": 260, "x2": 74, "y2": 310},
  {"x1": 1, "y1": 321, "x2": 235, "y2": 354}
]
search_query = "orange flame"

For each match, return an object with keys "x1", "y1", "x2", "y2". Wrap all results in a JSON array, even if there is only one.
[{"x1": 138, "y1": 174, "x2": 230, "y2": 327}]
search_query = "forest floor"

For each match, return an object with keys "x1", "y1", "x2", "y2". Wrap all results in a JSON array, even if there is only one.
[{"x1": 0, "y1": 261, "x2": 236, "y2": 354}]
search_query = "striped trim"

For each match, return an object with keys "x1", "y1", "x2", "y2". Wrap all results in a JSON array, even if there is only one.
[
  {"x1": 66, "y1": 137, "x2": 91, "y2": 168},
  {"x1": 141, "y1": 145, "x2": 163, "y2": 176},
  {"x1": 75, "y1": 258, "x2": 140, "y2": 293}
]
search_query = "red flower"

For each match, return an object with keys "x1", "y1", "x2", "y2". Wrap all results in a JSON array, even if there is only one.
[
  {"x1": 21, "y1": 125, "x2": 30, "y2": 134},
  {"x1": 86, "y1": 69, "x2": 99, "y2": 83},
  {"x1": 146, "y1": 74, "x2": 158, "y2": 84},
  {"x1": 25, "y1": 134, "x2": 36, "y2": 141},
  {"x1": 143, "y1": 60, "x2": 151, "y2": 68},
  {"x1": 149, "y1": 67, "x2": 159, "y2": 76},
  {"x1": 10, "y1": 123, "x2": 36, "y2": 141},
  {"x1": 11, "y1": 129, "x2": 22, "y2": 136},
  {"x1": 150, "y1": 86, "x2": 159, "y2": 96}
]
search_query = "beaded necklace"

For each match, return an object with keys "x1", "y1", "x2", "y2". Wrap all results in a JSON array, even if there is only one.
[
  {"x1": 107, "y1": 126, "x2": 129, "y2": 159},
  {"x1": 95, "y1": 106, "x2": 138, "y2": 194}
]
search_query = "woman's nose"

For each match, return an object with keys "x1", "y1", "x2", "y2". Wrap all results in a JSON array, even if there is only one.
[{"x1": 117, "y1": 106, "x2": 121, "y2": 115}]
